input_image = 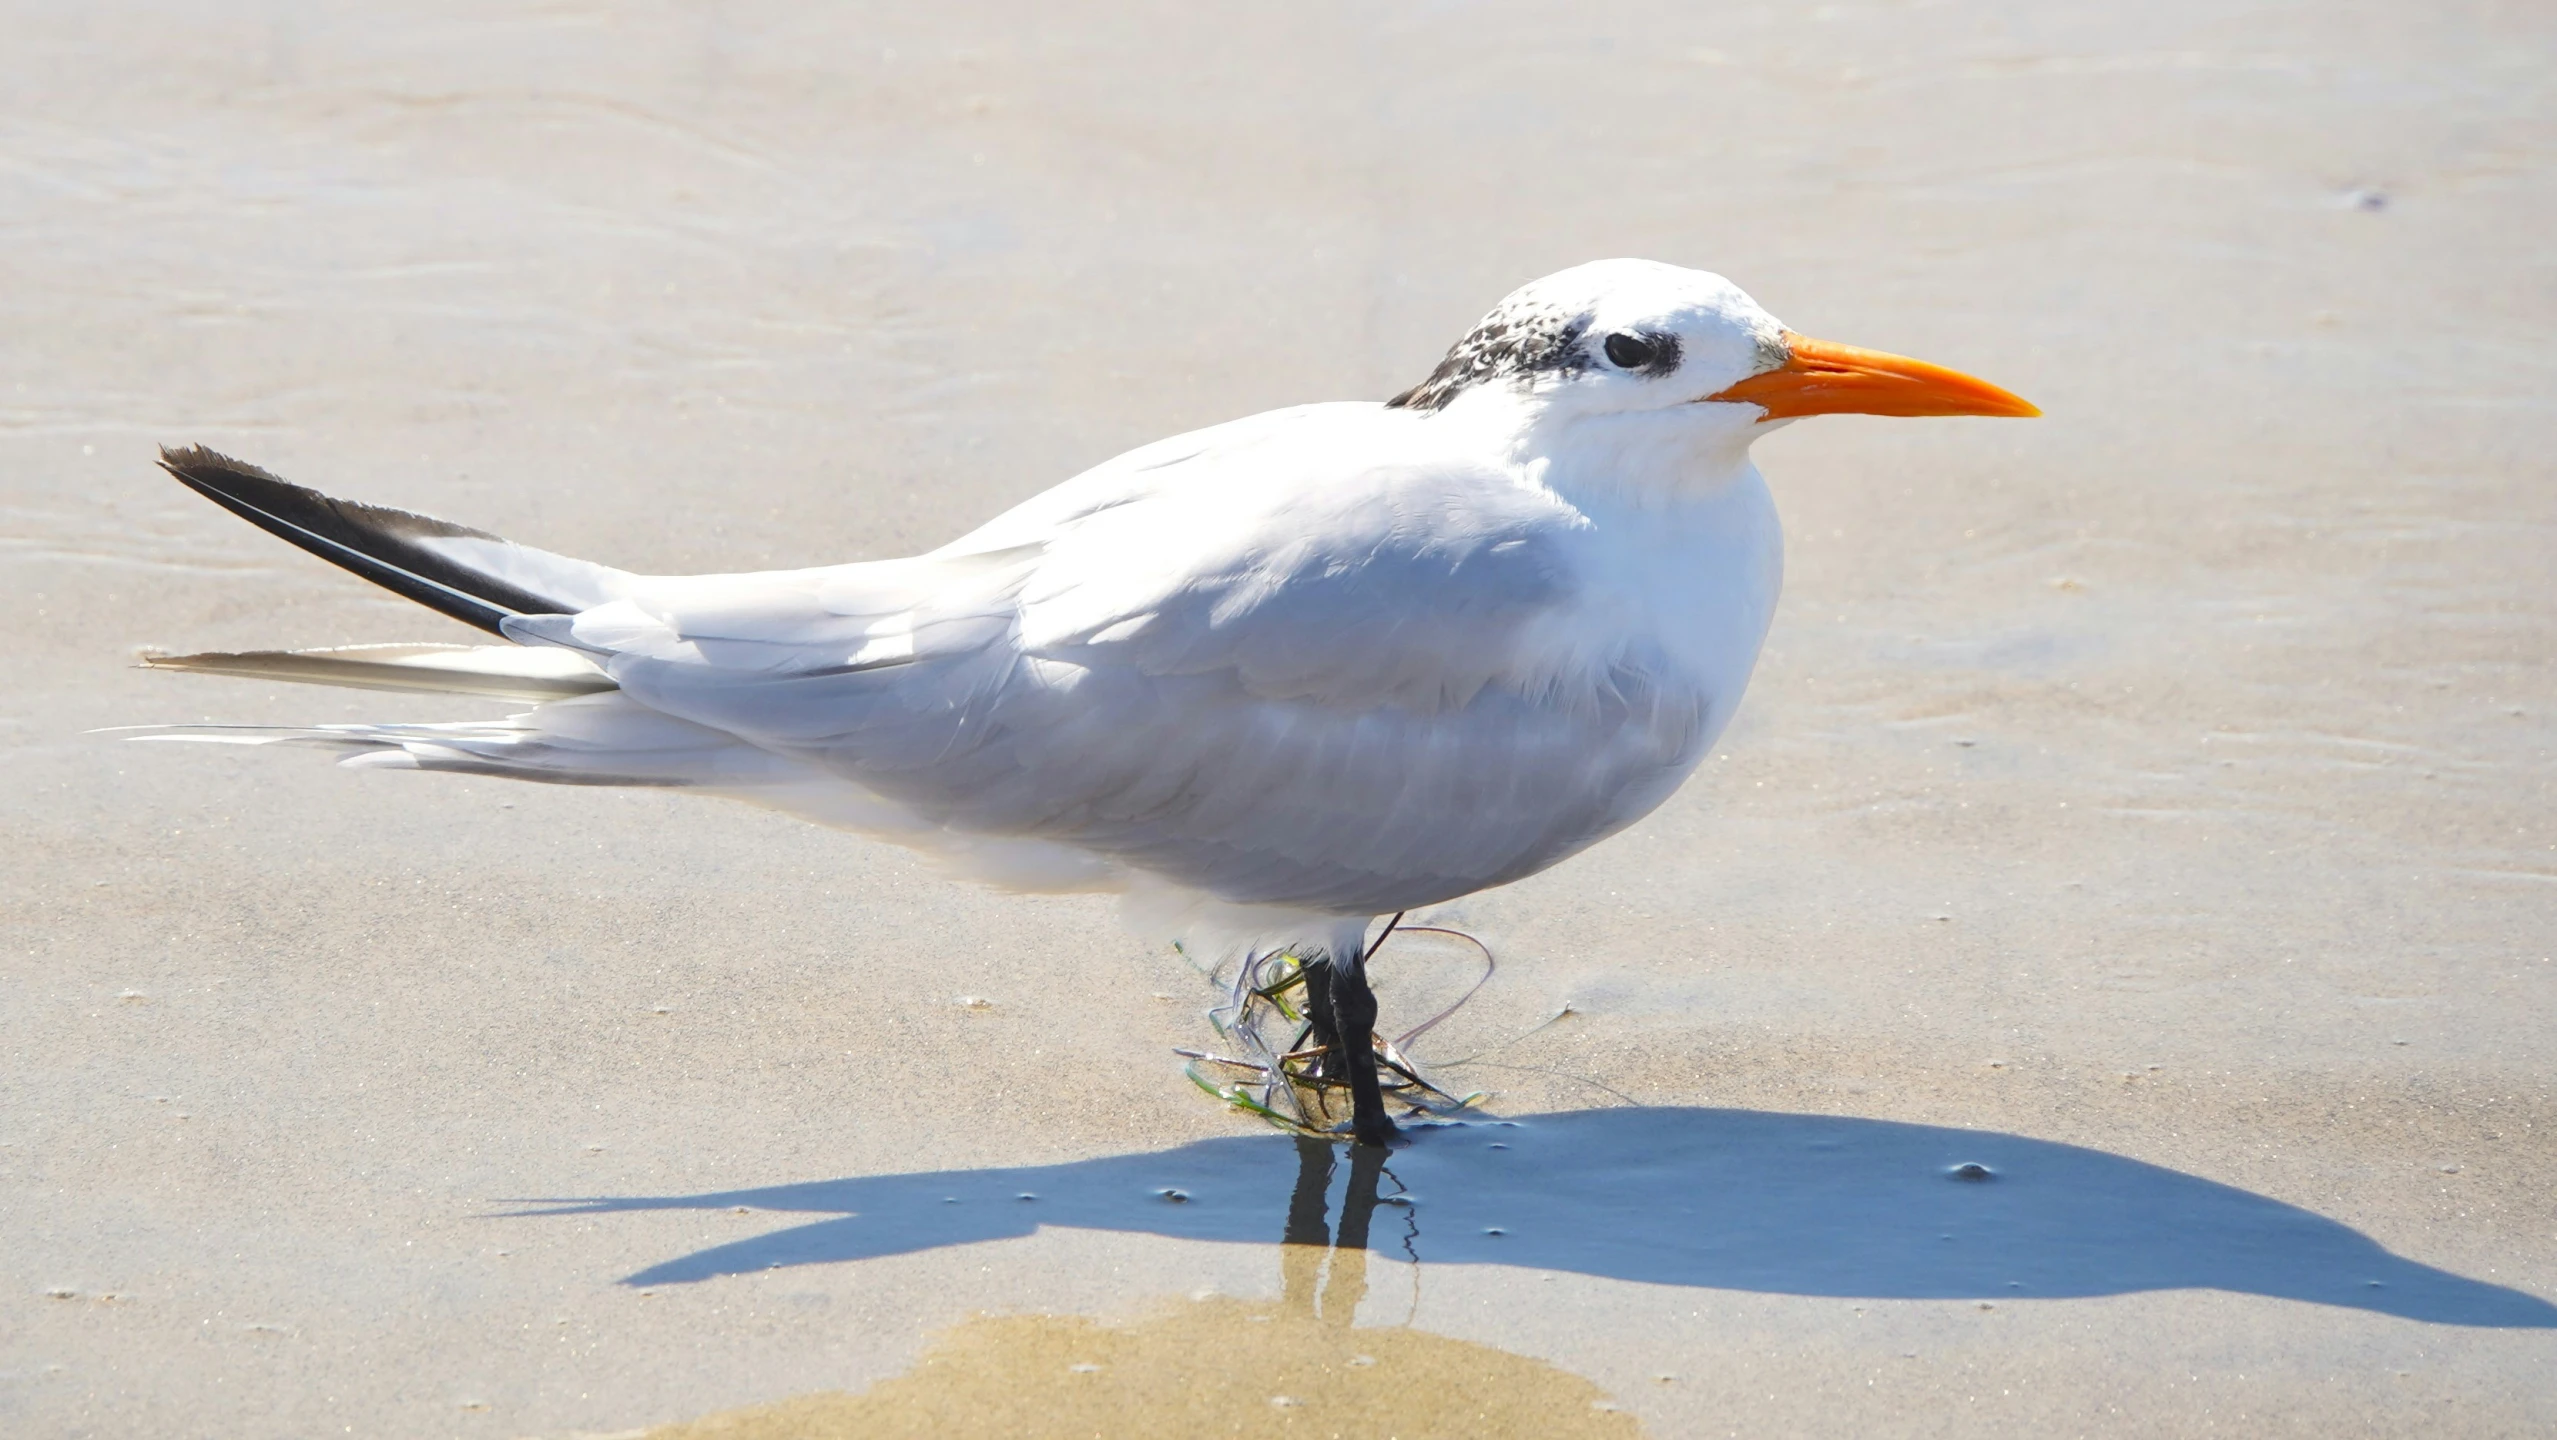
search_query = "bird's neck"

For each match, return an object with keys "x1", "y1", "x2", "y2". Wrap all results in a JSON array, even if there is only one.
[
  {"x1": 1434, "y1": 389, "x2": 1772, "y2": 510},
  {"x1": 1533, "y1": 412, "x2": 1772, "y2": 513}
]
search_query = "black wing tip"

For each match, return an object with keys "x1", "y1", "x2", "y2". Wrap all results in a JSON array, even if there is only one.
[
  {"x1": 153, "y1": 444, "x2": 531, "y2": 636},
  {"x1": 157, "y1": 444, "x2": 342, "y2": 523},
  {"x1": 158, "y1": 443, "x2": 286, "y2": 485},
  {"x1": 156, "y1": 444, "x2": 504, "y2": 545}
]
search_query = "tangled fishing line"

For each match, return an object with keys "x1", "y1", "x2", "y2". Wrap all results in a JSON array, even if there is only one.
[{"x1": 1176, "y1": 914, "x2": 1492, "y2": 1135}]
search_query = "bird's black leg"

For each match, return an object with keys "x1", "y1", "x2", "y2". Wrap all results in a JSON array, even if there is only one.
[
  {"x1": 1327, "y1": 946, "x2": 1397, "y2": 1146},
  {"x1": 1298, "y1": 955, "x2": 1341, "y2": 1078}
]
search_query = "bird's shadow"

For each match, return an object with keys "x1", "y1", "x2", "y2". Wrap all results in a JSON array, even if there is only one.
[{"x1": 515, "y1": 1107, "x2": 2554, "y2": 1328}]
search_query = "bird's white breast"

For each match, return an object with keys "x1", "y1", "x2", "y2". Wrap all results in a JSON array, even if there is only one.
[{"x1": 1520, "y1": 461, "x2": 1785, "y2": 765}]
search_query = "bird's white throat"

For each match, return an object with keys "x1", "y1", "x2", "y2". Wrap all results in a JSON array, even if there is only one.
[{"x1": 1429, "y1": 373, "x2": 1779, "y2": 511}]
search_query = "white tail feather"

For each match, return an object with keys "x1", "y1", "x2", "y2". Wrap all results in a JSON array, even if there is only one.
[
  {"x1": 116, "y1": 695, "x2": 1127, "y2": 893},
  {"x1": 139, "y1": 643, "x2": 616, "y2": 702}
]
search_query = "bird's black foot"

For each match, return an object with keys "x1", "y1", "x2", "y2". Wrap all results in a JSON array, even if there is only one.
[
  {"x1": 1275, "y1": 948, "x2": 1396, "y2": 1144},
  {"x1": 1345, "y1": 1110, "x2": 1400, "y2": 1148}
]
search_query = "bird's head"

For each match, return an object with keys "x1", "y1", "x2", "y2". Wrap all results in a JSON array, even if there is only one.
[{"x1": 1387, "y1": 258, "x2": 2036, "y2": 449}]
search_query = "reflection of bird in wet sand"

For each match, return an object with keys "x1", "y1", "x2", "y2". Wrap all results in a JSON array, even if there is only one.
[
  {"x1": 135, "y1": 259, "x2": 2034, "y2": 1145},
  {"x1": 630, "y1": 1138, "x2": 1641, "y2": 1440}
]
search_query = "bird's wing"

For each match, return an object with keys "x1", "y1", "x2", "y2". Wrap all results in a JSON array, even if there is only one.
[{"x1": 512, "y1": 404, "x2": 1710, "y2": 912}]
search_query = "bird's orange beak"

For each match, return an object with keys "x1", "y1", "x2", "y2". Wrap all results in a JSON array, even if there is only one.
[{"x1": 1705, "y1": 331, "x2": 2039, "y2": 420}]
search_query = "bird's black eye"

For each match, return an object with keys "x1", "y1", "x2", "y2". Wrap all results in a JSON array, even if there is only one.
[{"x1": 1603, "y1": 332, "x2": 1659, "y2": 371}]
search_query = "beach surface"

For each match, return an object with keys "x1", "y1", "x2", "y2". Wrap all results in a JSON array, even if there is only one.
[{"x1": 5, "y1": 2, "x2": 2554, "y2": 1435}]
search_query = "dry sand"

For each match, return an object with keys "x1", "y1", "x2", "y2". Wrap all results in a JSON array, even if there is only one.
[{"x1": 5, "y1": 2, "x2": 2554, "y2": 1436}]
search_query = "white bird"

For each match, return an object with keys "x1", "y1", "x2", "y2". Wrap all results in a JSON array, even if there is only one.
[{"x1": 139, "y1": 259, "x2": 2034, "y2": 1143}]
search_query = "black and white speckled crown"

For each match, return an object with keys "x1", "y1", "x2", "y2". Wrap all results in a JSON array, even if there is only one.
[{"x1": 1386, "y1": 295, "x2": 1594, "y2": 413}]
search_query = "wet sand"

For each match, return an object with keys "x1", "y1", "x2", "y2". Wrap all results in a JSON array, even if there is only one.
[{"x1": 5, "y1": 2, "x2": 2554, "y2": 1435}]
